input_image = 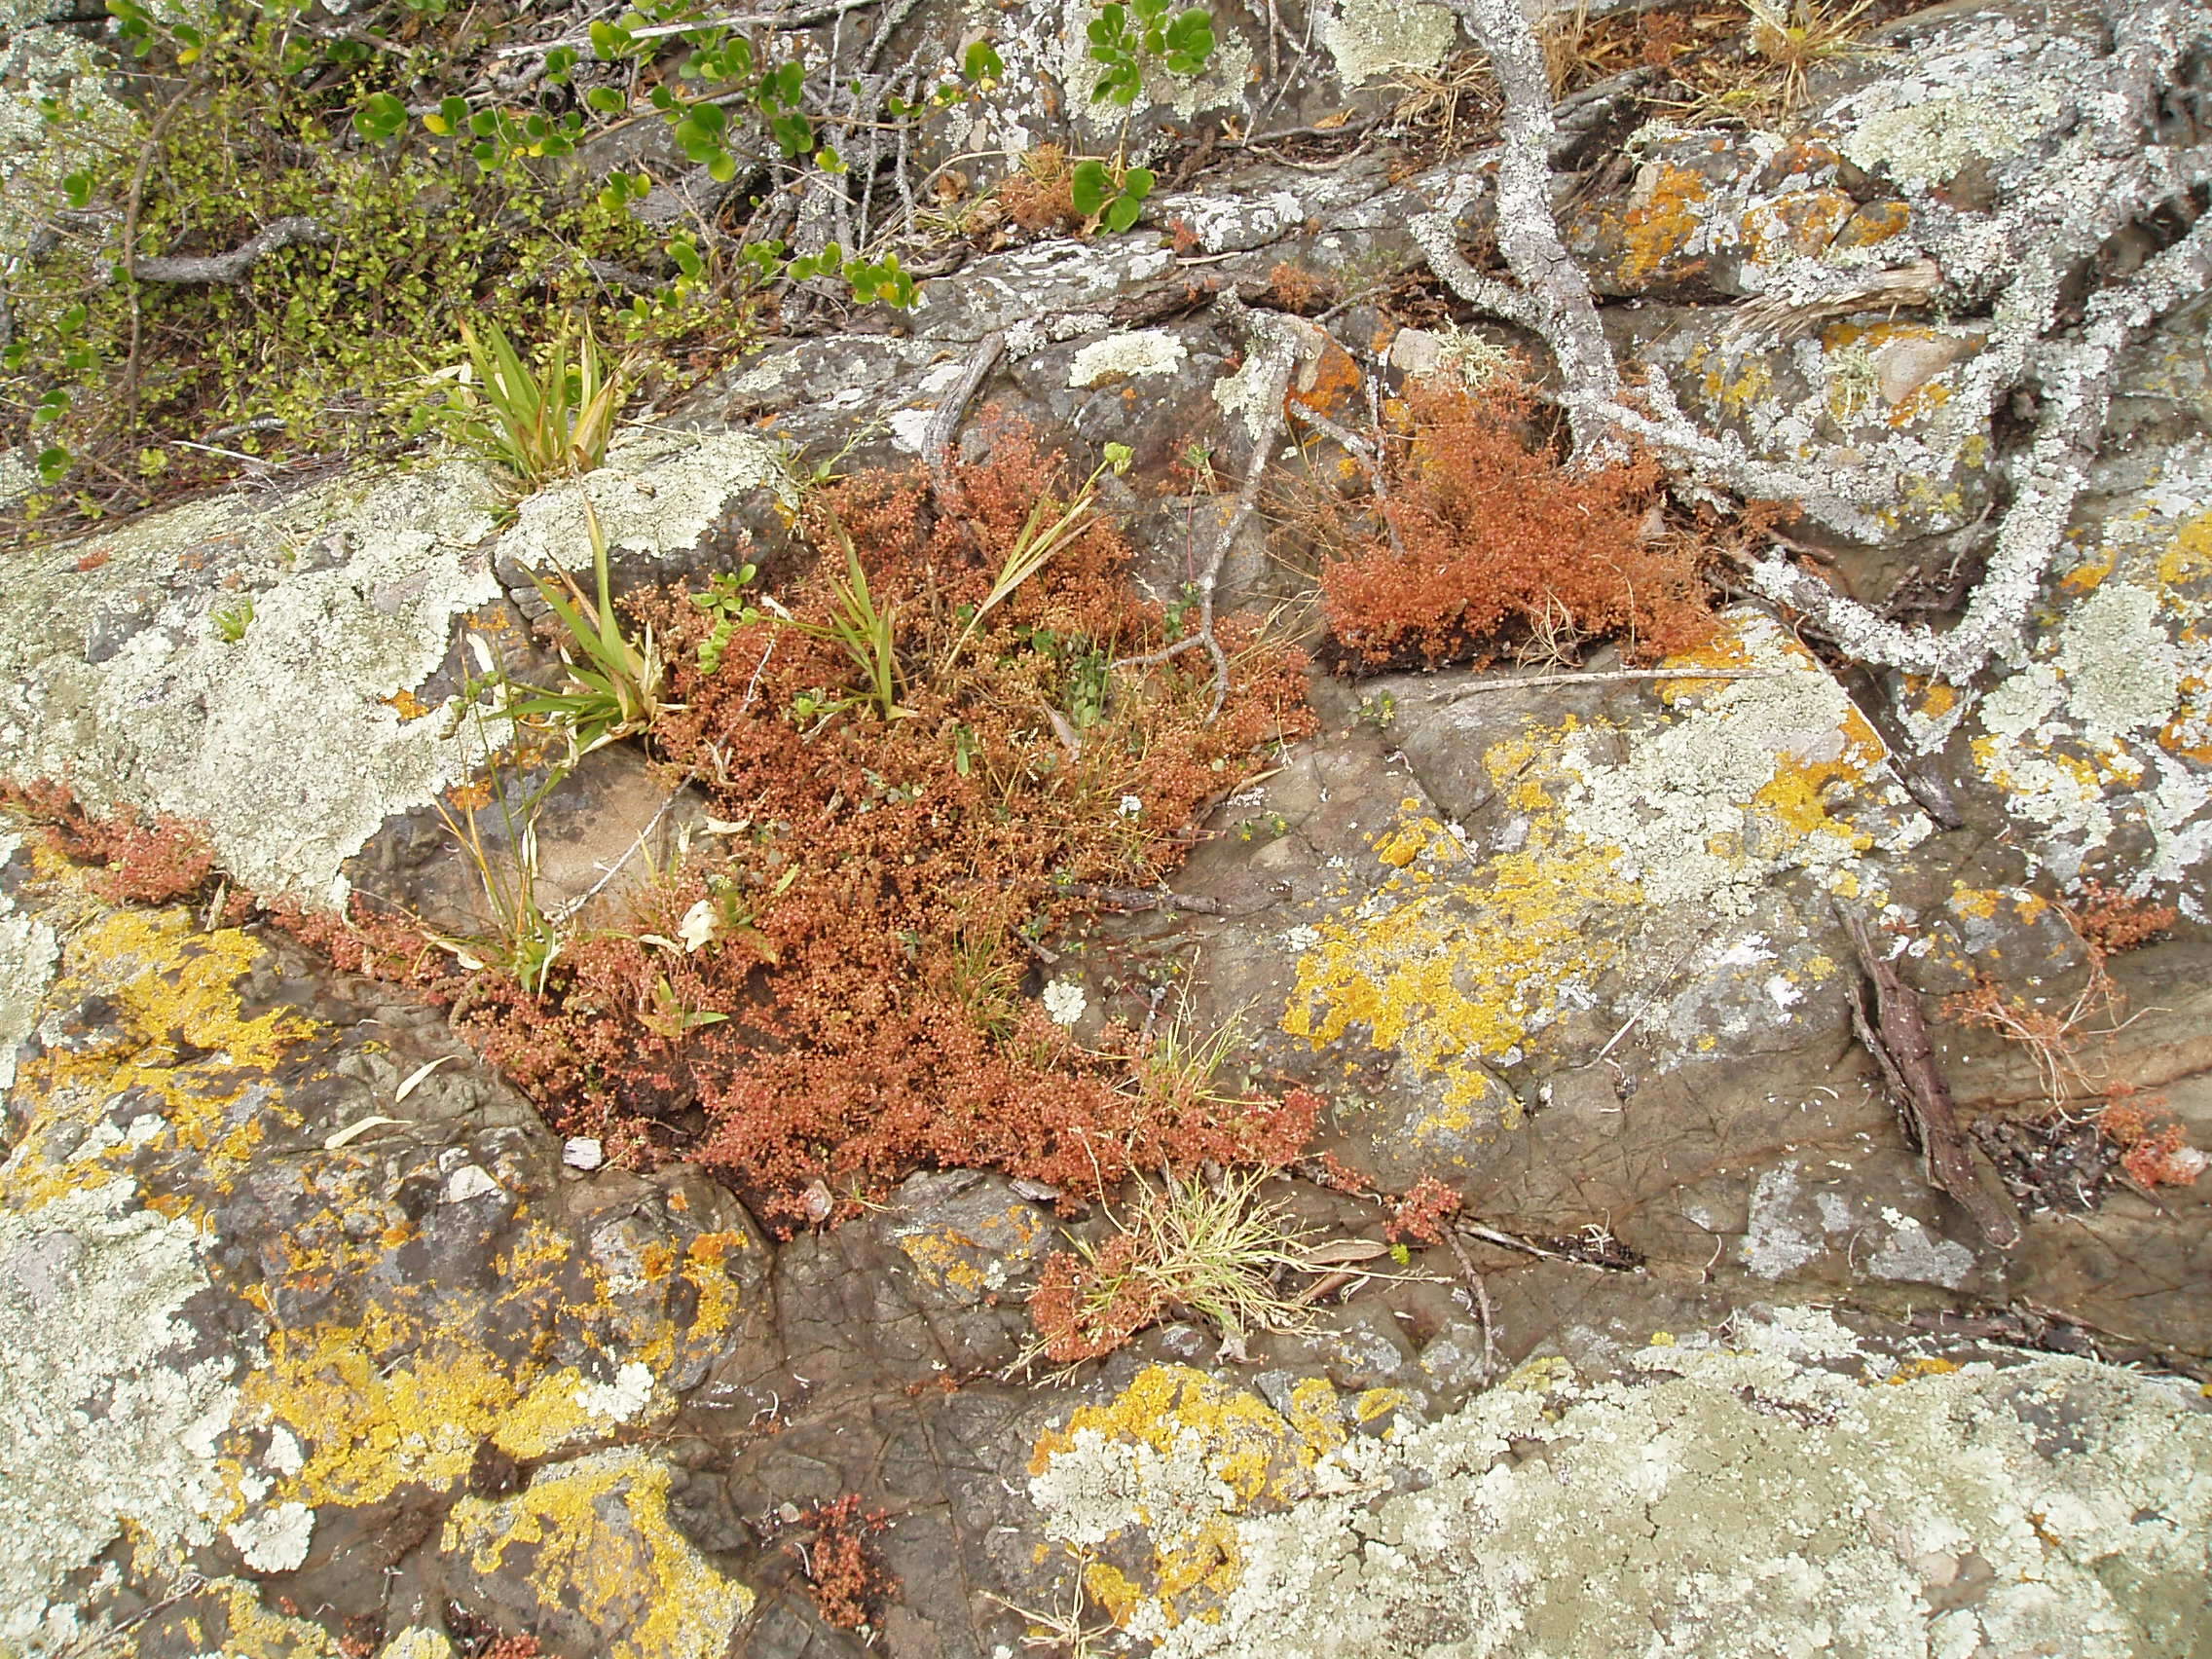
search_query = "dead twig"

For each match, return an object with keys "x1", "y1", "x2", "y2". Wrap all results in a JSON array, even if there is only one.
[
  {"x1": 1439, "y1": 1226, "x2": 1497, "y2": 1380},
  {"x1": 924, "y1": 328, "x2": 1006, "y2": 515},
  {"x1": 1110, "y1": 296, "x2": 1304, "y2": 719},
  {"x1": 1840, "y1": 909, "x2": 2022, "y2": 1249},
  {"x1": 1050, "y1": 881, "x2": 1231, "y2": 915}
]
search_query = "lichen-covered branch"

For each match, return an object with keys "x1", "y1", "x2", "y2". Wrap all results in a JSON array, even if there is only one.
[
  {"x1": 1751, "y1": 211, "x2": 2212, "y2": 681},
  {"x1": 133, "y1": 216, "x2": 332, "y2": 285},
  {"x1": 1112, "y1": 297, "x2": 1305, "y2": 719},
  {"x1": 1434, "y1": 0, "x2": 1623, "y2": 463}
]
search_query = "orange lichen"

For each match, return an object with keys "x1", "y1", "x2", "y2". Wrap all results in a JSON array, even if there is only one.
[{"x1": 1615, "y1": 162, "x2": 1712, "y2": 285}]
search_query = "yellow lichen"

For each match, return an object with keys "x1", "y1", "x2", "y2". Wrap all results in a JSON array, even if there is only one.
[
  {"x1": 1028, "y1": 1366, "x2": 1351, "y2": 1632},
  {"x1": 1879, "y1": 1357, "x2": 1963, "y2": 1384},
  {"x1": 1616, "y1": 162, "x2": 1712, "y2": 285},
  {"x1": 443, "y1": 1451, "x2": 754, "y2": 1659},
  {"x1": 1282, "y1": 802, "x2": 1637, "y2": 1099},
  {"x1": 1, "y1": 902, "x2": 318, "y2": 1214}
]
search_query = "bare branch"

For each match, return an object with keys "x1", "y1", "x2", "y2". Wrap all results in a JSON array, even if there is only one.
[
  {"x1": 1435, "y1": 0, "x2": 1624, "y2": 462},
  {"x1": 134, "y1": 216, "x2": 332, "y2": 285},
  {"x1": 1750, "y1": 209, "x2": 2212, "y2": 682},
  {"x1": 1112, "y1": 296, "x2": 1307, "y2": 719}
]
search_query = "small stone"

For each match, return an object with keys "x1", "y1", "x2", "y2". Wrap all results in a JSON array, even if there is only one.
[
  {"x1": 441, "y1": 1164, "x2": 502, "y2": 1203},
  {"x1": 564, "y1": 1137, "x2": 606, "y2": 1171}
]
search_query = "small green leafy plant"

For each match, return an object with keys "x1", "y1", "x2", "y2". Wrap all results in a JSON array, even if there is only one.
[
  {"x1": 506, "y1": 500, "x2": 673, "y2": 764},
  {"x1": 1070, "y1": 160, "x2": 1158, "y2": 235},
  {"x1": 211, "y1": 598, "x2": 255, "y2": 643},
  {"x1": 428, "y1": 317, "x2": 624, "y2": 490},
  {"x1": 691, "y1": 566, "x2": 761, "y2": 676},
  {"x1": 1072, "y1": 0, "x2": 1216, "y2": 234},
  {"x1": 762, "y1": 513, "x2": 909, "y2": 723},
  {"x1": 1087, "y1": 0, "x2": 1218, "y2": 104}
]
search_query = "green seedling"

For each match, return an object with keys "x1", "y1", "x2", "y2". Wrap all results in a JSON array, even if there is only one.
[
  {"x1": 212, "y1": 597, "x2": 254, "y2": 643},
  {"x1": 941, "y1": 443, "x2": 1132, "y2": 671},
  {"x1": 505, "y1": 498, "x2": 673, "y2": 765},
  {"x1": 764, "y1": 511, "x2": 910, "y2": 722},
  {"x1": 438, "y1": 316, "x2": 624, "y2": 489}
]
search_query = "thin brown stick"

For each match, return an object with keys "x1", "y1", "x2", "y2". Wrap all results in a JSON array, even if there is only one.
[
  {"x1": 1841, "y1": 910, "x2": 2022, "y2": 1249},
  {"x1": 120, "y1": 85, "x2": 193, "y2": 437},
  {"x1": 1440, "y1": 1227, "x2": 1496, "y2": 1381}
]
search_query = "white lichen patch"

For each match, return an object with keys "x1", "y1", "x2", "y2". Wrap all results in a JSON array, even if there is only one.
[
  {"x1": 1067, "y1": 329, "x2": 1189, "y2": 387},
  {"x1": 1037, "y1": 1313, "x2": 2212, "y2": 1657},
  {"x1": 1963, "y1": 463, "x2": 2212, "y2": 896},
  {"x1": 1318, "y1": 0, "x2": 1458, "y2": 86},
  {"x1": 0, "y1": 1179, "x2": 242, "y2": 1646},
  {"x1": 496, "y1": 428, "x2": 790, "y2": 575},
  {"x1": 1, "y1": 461, "x2": 512, "y2": 904},
  {"x1": 1835, "y1": 16, "x2": 2079, "y2": 189},
  {"x1": 1559, "y1": 615, "x2": 1931, "y2": 915},
  {"x1": 226, "y1": 1500, "x2": 315, "y2": 1573},
  {"x1": 0, "y1": 0, "x2": 142, "y2": 263},
  {"x1": 377, "y1": 1630, "x2": 459, "y2": 1659},
  {"x1": 574, "y1": 1360, "x2": 656, "y2": 1423},
  {"x1": 0, "y1": 830, "x2": 59, "y2": 1097}
]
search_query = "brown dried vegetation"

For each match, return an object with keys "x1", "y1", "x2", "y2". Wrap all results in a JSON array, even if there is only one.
[
  {"x1": 2064, "y1": 879, "x2": 2179, "y2": 956},
  {"x1": 998, "y1": 144, "x2": 1083, "y2": 234},
  {"x1": 788, "y1": 1494, "x2": 897, "y2": 1632},
  {"x1": 1312, "y1": 378, "x2": 1716, "y2": 673},
  {"x1": 0, "y1": 780, "x2": 218, "y2": 905},
  {"x1": 444, "y1": 432, "x2": 1317, "y2": 1224}
]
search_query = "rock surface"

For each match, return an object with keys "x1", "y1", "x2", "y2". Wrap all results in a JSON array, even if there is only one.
[{"x1": 5, "y1": 0, "x2": 2212, "y2": 1654}]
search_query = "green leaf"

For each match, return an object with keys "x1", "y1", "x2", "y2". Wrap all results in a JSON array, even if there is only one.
[
  {"x1": 586, "y1": 86, "x2": 626, "y2": 114},
  {"x1": 36, "y1": 446, "x2": 71, "y2": 485},
  {"x1": 1070, "y1": 159, "x2": 1113, "y2": 218},
  {"x1": 963, "y1": 39, "x2": 1005, "y2": 83},
  {"x1": 1104, "y1": 192, "x2": 1143, "y2": 233},
  {"x1": 667, "y1": 236, "x2": 705, "y2": 279},
  {"x1": 815, "y1": 143, "x2": 845, "y2": 174},
  {"x1": 62, "y1": 168, "x2": 93, "y2": 208},
  {"x1": 352, "y1": 92, "x2": 409, "y2": 142},
  {"x1": 769, "y1": 112, "x2": 813, "y2": 158},
  {"x1": 706, "y1": 147, "x2": 738, "y2": 183}
]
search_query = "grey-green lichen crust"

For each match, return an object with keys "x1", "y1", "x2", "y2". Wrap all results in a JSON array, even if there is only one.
[
  {"x1": 1028, "y1": 1309, "x2": 2212, "y2": 1657},
  {"x1": 0, "y1": 461, "x2": 506, "y2": 905},
  {"x1": 0, "y1": 1178, "x2": 242, "y2": 1654}
]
